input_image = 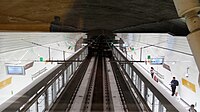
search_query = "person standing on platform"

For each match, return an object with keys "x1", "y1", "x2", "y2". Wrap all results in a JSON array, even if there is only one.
[
  {"x1": 188, "y1": 104, "x2": 197, "y2": 112},
  {"x1": 170, "y1": 77, "x2": 179, "y2": 96},
  {"x1": 150, "y1": 67, "x2": 154, "y2": 78}
]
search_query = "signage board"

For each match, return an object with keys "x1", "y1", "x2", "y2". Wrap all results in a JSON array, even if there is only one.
[
  {"x1": 151, "y1": 58, "x2": 164, "y2": 65},
  {"x1": 6, "y1": 66, "x2": 25, "y2": 75},
  {"x1": 163, "y1": 63, "x2": 171, "y2": 71},
  {"x1": 182, "y1": 78, "x2": 196, "y2": 92},
  {"x1": 0, "y1": 77, "x2": 12, "y2": 89},
  {"x1": 24, "y1": 61, "x2": 34, "y2": 70}
]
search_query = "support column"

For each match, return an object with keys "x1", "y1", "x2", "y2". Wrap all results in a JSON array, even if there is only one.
[{"x1": 173, "y1": 0, "x2": 200, "y2": 72}]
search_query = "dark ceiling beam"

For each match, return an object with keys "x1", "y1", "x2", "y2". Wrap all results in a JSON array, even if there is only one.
[
  {"x1": 0, "y1": 23, "x2": 50, "y2": 32},
  {"x1": 113, "y1": 19, "x2": 189, "y2": 36}
]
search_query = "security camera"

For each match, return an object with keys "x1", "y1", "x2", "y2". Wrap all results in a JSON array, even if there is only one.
[{"x1": 185, "y1": 73, "x2": 189, "y2": 77}]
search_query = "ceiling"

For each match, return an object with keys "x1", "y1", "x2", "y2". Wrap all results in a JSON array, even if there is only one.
[
  {"x1": 0, "y1": 32, "x2": 84, "y2": 53},
  {"x1": 0, "y1": 0, "x2": 189, "y2": 36}
]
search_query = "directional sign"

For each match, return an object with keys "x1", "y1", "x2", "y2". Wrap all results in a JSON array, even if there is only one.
[
  {"x1": 40, "y1": 57, "x2": 44, "y2": 62},
  {"x1": 147, "y1": 55, "x2": 151, "y2": 59}
]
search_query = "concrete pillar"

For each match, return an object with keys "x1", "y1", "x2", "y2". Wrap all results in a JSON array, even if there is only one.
[{"x1": 173, "y1": 0, "x2": 200, "y2": 72}]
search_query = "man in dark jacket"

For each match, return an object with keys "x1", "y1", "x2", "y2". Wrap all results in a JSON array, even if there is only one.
[
  {"x1": 170, "y1": 77, "x2": 179, "y2": 96},
  {"x1": 189, "y1": 104, "x2": 197, "y2": 112}
]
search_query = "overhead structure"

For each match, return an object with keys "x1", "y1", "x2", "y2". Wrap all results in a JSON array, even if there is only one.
[{"x1": 0, "y1": 0, "x2": 189, "y2": 36}]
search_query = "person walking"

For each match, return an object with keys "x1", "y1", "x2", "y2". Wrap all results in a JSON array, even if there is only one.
[
  {"x1": 170, "y1": 77, "x2": 179, "y2": 96},
  {"x1": 150, "y1": 67, "x2": 154, "y2": 78},
  {"x1": 188, "y1": 104, "x2": 197, "y2": 112}
]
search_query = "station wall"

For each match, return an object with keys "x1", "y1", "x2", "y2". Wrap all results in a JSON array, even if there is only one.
[{"x1": 0, "y1": 32, "x2": 86, "y2": 105}]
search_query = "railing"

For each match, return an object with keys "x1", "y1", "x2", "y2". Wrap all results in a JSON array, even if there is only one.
[
  {"x1": 0, "y1": 46, "x2": 88, "y2": 112},
  {"x1": 124, "y1": 52, "x2": 190, "y2": 108},
  {"x1": 31, "y1": 67, "x2": 47, "y2": 79},
  {"x1": 112, "y1": 46, "x2": 187, "y2": 112}
]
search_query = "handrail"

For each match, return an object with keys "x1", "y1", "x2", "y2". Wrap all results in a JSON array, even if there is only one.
[
  {"x1": 122, "y1": 47, "x2": 190, "y2": 107},
  {"x1": 0, "y1": 45, "x2": 88, "y2": 112},
  {"x1": 31, "y1": 67, "x2": 47, "y2": 79},
  {"x1": 112, "y1": 46, "x2": 188, "y2": 112}
]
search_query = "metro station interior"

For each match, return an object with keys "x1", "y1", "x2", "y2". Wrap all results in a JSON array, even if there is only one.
[{"x1": 0, "y1": 0, "x2": 200, "y2": 112}]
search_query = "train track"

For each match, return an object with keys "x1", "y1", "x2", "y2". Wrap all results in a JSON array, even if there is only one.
[
  {"x1": 71, "y1": 55, "x2": 112, "y2": 112},
  {"x1": 50, "y1": 53, "x2": 142, "y2": 112},
  {"x1": 49, "y1": 56, "x2": 91, "y2": 111}
]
